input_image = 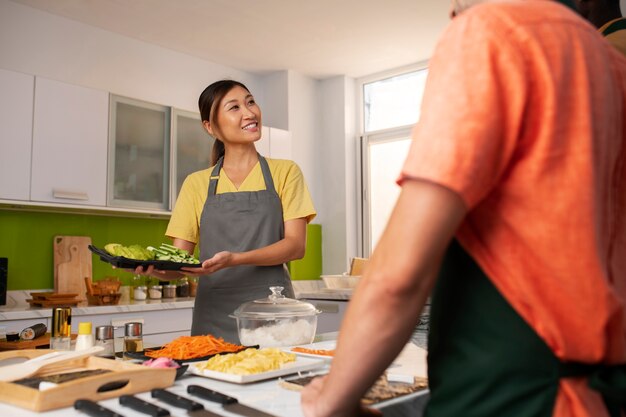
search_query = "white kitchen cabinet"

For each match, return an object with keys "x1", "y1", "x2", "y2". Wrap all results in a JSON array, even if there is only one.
[
  {"x1": 0, "y1": 69, "x2": 34, "y2": 201},
  {"x1": 171, "y1": 109, "x2": 213, "y2": 204},
  {"x1": 30, "y1": 77, "x2": 109, "y2": 206},
  {"x1": 108, "y1": 95, "x2": 171, "y2": 210},
  {"x1": 305, "y1": 299, "x2": 348, "y2": 333},
  {"x1": 259, "y1": 126, "x2": 292, "y2": 160}
]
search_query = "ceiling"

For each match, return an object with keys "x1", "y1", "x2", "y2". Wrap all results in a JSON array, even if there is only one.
[{"x1": 9, "y1": 0, "x2": 451, "y2": 80}]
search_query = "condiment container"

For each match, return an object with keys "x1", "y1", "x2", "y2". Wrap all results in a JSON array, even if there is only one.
[
  {"x1": 189, "y1": 276, "x2": 198, "y2": 297},
  {"x1": 134, "y1": 285, "x2": 148, "y2": 300},
  {"x1": 148, "y1": 285, "x2": 162, "y2": 299},
  {"x1": 123, "y1": 322, "x2": 143, "y2": 360},
  {"x1": 95, "y1": 325, "x2": 115, "y2": 359},
  {"x1": 176, "y1": 277, "x2": 190, "y2": 298},
  {"x1": 50, "y1": 306, "x2": 72, "y2": 351},
  {"x1": 230, "y1": 286, "x2": 320, "y2": 348},
  {"x1": 75, "y1": 322, "x2": 94, "y2": 351},
  {"x1": 163, "y1": 284, "x2": 177, "y2": 298}
]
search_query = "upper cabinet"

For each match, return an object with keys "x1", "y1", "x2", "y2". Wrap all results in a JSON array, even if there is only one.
[
  {"x1": 30, "y1": 77, "x2": 109, "y2": 206},
  {"x1": 0, "y1": 69, "x2": 34, "y2": 201},
  {"x1": 171, "y1": 109, "x2": 213, "y2": 204},
  {"x1": 108, "y1": 95, "x2": 171, "y2": 211}
]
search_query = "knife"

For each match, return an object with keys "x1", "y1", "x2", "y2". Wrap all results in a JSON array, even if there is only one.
[
  {"x1": 187, "y1": 385, "x2": 278, "y2": 417},
  {"x1": 119, "y1": 395, "x2": 170, "y2": 417},
  {"x1": 74, "y1": 399, "x2": 125, "y2": 417},
  {"x1": 151, "y1": 388, "x2": 222, "y2": 417}
]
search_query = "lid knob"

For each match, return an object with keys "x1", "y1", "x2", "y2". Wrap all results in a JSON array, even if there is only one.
[{"x1": 268, "y1": 286, "x2": 285, "y2": 302}]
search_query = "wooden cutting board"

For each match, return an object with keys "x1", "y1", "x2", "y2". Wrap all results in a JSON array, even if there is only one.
[{"x1": 53, "y1": 236, "x2": 92, "y2": 304}]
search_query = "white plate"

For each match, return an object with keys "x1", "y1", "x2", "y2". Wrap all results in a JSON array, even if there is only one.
[
  {"x1": 188, "y1": 356, "x2": 326, "y2": 384},
  {"x1": 285, "y1": 340, "x2": 337, "y2": 359}
]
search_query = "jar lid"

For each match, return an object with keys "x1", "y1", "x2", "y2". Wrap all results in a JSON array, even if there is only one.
[
  {"x1": 150, "y1": 285, "x2": 162, "y2": 289},
  {"x1": 231, "y1": 286, "x2": 320, "y2": 319},
  {"x1": 135, "y1": 286, "x2": 147, "y2": 290},
  {"x1": 164, "y1": 284, "x2": 177, "y2": 288},
  {"x1": 125, "y1": 322, "x2": 142, "y2": 337},
  {"x1": 95, "y1": 325, "x2": 114, "y2": 340}
]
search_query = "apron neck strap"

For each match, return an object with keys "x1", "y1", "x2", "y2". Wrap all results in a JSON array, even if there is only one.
[
  {"x1": 207, "y1": 154, "x2": 275, "y2": 196},
  {"x1": 208, "y1": 157, "x2": 224, "y2": 196}
]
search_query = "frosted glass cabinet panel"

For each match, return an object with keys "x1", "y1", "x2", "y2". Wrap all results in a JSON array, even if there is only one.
[
  {"x1": 108, "y1": 95, "x2": 170, "y2": 210},
  {"x1": 171, "y1": 109, "x2": 213, "y2": 204}
]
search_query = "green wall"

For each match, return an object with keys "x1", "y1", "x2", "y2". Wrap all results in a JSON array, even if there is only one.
[
  {"x1": 0, "y1": 209, "x2": 322, "y2": 290},
  {"x1": 0, "y1": 209, "x2": 169, "y2": 290}
]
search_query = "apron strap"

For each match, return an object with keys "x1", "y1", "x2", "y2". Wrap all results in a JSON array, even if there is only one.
[
  {"x1": 258, "y1": 154, "x2": 277, "y2": 193},
  {"x1": 602, "y1": 18, "x2": 626, "y2": 37},
  {"x1": 208, "y1": 157, "x2": 223, "y2": 197}
]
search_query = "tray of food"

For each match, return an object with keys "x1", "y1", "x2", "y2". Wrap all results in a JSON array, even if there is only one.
[
  {"x1": 89, "y1": 243, "x2": 201, "y2": 271},
  {"x1": 188, "y1": 347, "x2": 326, "y2": 384},
  {"x1": 0, "y1": 349, "x2": 176, "y2": 412},
  {"x1": 287, "y1": 340, "x2": 336, "y2": 359},
  {"x1": 123, "y1": 334, "x2": 253, "y2": 363}
]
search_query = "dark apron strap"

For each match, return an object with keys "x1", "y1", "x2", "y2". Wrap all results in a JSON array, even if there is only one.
[
  {"x1": 602, "y1": 18, "x2": 626, "y2": 37},
  {"x1": 425, "y1": 240, "x2": 625, "y2": 417}
]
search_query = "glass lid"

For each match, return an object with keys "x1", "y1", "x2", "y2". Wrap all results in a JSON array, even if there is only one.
[{"x1": 232, "y1": 286, "x2": 320, "y2": 318}]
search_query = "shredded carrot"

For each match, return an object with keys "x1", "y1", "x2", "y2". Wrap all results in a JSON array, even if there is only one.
[
  {"x1": 145, "y1": 335, "x2": 245, "y2": 360},
  {"x1": 291, "y1": 347, "x2": 335, "y2": 357}
]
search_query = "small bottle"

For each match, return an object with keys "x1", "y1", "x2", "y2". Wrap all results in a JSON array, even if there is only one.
[
  {"x1": 131, "y1": 274, "x2": 144, "y2": 300},
  {"x1": 123, "y1": 322, "x2": 143, "y2": 361},
  {"x1": 176, "y1": 277, "x2": 190, "y2": 298},
  {"x1": 163, "y1": 284, "x2": 177, "y2": 299},
  {"x1": 148, "y1": 284, "x2": 162, "y2": 299},
  {"x1": 189, "y1": 276, "x2": 198, "y2": 297},
  {"x1": 75, "y1": 322, "x2": 94, "y2": 351},
  {"x1": 95, "y1": 325, "x2": 115, "y2": 359},
  {"x1": 50, "y1": 307, "x2": 72, "y2": 351},
  {"x1": 133, "y1": 285, "x2": 147, "y2": 300}
]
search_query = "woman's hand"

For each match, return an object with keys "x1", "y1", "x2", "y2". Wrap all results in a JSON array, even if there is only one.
[
  {"x1": 301, "y1": 376, "x2": 382, "y2": 417},
  {"x1": 133, "y1": 265, "x2": 184, "y2": 281},
  {"x1": 181, "y1": 251, "x2": 235, "y2": 275}
]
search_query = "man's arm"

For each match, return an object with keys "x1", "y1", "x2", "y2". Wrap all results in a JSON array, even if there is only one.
[{"x1": 302, "y1": 178, "x2": 467, "y2": 417}]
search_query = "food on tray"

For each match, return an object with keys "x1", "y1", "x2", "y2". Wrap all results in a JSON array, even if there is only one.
[
  {"x1": 103, "y1": 242, "x2": 200, "y2": 264},
  {"x1": 144, "y1": 335, "x2": 244, "y2": 360},
  {"x1": 143, "y1": 357, "x2": 180, "y2": 369},
  {"x1": 105, "y1": 243, "x2": 154, "y2": 260},
  {"x1": 196, "y1": 348, "x2": 296, "y2": 375},
  {"x1": 291, "y1": 346, "x2": 335, "y2": 357}
]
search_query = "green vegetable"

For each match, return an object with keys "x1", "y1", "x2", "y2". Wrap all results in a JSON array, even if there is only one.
[
  {"x1": 104, "y1": 243, "x2": 155, "y2": 260},
  {"x1": 147, "y1": 243, "x2": 199, "y2": 264}
]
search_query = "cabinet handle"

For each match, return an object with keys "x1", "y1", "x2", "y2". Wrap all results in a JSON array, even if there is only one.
[
  {"x1": 315, "y1": 303, "x2": 339, "y2": 313},
  {"x1": 52, "y1": 189, "x2": 89, "y2": 200}
]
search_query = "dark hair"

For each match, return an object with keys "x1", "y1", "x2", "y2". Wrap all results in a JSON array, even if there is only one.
[{"x1": 198, "y1": 80, "x2": 251, "y2": 165}]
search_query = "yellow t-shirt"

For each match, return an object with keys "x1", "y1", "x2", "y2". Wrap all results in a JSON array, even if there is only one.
[{"x1": 166, "y1": 158, "x2": 316, "y2": 244}]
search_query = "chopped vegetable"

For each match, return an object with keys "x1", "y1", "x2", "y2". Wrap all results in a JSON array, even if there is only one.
[
  {"x1": 104, "y1": 243, "x2": 154, "y2": 260},
  {"x1": 144, "y1": 335, "x2": 244, "y2": 360},
  {"x1": 147, "y1": 243, "x2": 200, "y2": 264},
  {"x1": 291, "y1": 347, "x2": 335, "y2": 356}
]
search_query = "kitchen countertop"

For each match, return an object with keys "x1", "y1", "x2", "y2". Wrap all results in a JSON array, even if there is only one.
[
  {"x1": 0, "y1": 333, "x2": 430, "y2": 417},
  {"x1": 0, "y1": 290, "x2": 195, "y2": 321}
]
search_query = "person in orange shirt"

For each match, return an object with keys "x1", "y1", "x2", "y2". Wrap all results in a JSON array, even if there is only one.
[
  {"x1": 574, "y1": 0, "x2": 626, "y2": 55},
  {"x1": 301, "y1": 1, "x2": 626, "y2": 417}
]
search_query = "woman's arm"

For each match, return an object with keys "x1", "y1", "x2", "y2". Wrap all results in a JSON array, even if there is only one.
[{"x1": 182, "y1": 218, "x2": 307, "y2": 275}]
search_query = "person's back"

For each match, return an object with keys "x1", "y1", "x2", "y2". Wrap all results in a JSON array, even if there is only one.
[{"x1": 400, "y1": 0, "x2": 626, "y2": 415}]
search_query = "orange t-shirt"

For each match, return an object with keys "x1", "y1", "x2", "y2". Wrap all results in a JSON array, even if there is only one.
[{"x1": 399, "y1": 1, "x2": 626, "y2": 416}]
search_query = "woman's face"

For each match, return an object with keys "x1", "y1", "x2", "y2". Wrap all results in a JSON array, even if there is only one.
[{"x1": 211, "y1": 85, "x2": 262, "y2": 145}]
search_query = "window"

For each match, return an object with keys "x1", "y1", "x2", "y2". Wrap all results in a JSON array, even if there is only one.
[{"x1": 360, "y1": 65, "x2": 428, "y2": 256}]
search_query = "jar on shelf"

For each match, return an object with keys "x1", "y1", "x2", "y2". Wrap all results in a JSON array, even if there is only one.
[
  {"x1": 148, "y1": 284, "x2": 162, "y2": 299},
  {"x1": 163, "y1": 284, "x2": 177, "y2": 299},
  {"x1": 189, "y1": 276, "x2": 198, "y2": 297},
  {"x1": 176, "y1": 277, "x2": 190, "y2": 298},
  {"x1": 133, "y1": 285, "x2": 147, "y2": 301}
]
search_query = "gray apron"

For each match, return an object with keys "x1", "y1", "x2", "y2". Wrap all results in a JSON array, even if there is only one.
[{"x1": 191, "y1": 154, "x2": 294, "y2": 343}]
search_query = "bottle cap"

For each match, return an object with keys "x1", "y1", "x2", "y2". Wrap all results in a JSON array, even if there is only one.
[
  {"x1": 125, "y1": 322, "x2": 142, "y2": 337},
  {"x1": 78, "y1": 322, "x2": 92, "y2": 335},
  {"x1": 95, "y1": 325, "x2": 114, "y2": 340}
]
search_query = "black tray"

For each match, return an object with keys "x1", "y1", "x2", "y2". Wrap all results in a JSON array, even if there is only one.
[
  {"x1": 89, "y1": 245, "x2": 202, "y2": 271},
  {"x1": 122, "y1": 344, "x2": 256, "y2": 363}
]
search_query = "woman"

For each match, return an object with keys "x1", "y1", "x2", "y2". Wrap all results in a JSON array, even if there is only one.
[{"x1": 144, "y1": 80, "x2": 316, "y2": 343}]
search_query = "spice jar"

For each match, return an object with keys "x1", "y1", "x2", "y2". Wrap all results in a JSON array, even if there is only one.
[
  {"x1": 163, "y1": 284, "x2": 177, "y2": 299},
  {"x1": 123, "y1": 322, "x2": 143, "y2": 361},
  {"x1": 133, "y1": 285, "x2": 147, "y2": 300},
  {"x1": 148, "y1": 285, "x2": 162, "y2": 299},
  {"x1": 50, "y1": 306, "x2": 72, "y2": 351},
  {"x1": 176, "y1": 277, "x2": 190, "y2": 298},
  {"x1": 189, "y1": 276, "x2": 198, "y2": 297},
  {"x1": 95, "y1": 325, "x2": 115, "y2": 359}
]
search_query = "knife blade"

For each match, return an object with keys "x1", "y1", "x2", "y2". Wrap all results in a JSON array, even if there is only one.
[
  {"x1": 151, "y1": 388, "x2": 222, "y2": 417},
  {"x1": 74, "y1": 399, "x2": 125, "y2": 417},
  {"x1": 119, "y1": 395, "x2": 170, "y2": 417},
  {"x1": 187, "y1": 385, "x2": 278, "y2": 417}
]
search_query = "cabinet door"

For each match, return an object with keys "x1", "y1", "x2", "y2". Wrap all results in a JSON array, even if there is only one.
[
  {"x1": 171, "y1": 109, "x2": 213, "y2": 203},
  {"x1": 31, "y1": 77, "x2": 109, "y2": 206},
  {"x1": 108, "y1": 95, "x2": 170, "y2": 210},
  {"x1": 0, "y1": 69, "x2": 34, "y2": 201}
]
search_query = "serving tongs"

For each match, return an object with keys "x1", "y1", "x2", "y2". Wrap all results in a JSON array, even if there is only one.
[{"x1": 0, "y1": 346, "x2": 104, "y2": 382}]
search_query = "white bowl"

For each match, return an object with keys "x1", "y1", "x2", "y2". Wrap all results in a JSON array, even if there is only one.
[{"x1": 321, "y1": 274, "x2": 361, "y2": 289}]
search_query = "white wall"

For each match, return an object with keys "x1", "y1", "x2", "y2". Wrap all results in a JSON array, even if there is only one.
[{"x1": 0, "y1": 0, "x2": 262, "y2": 113}]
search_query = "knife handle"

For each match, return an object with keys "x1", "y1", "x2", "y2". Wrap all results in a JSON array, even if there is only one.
[
  {"x1": 119, "y1": 395, "x2": 170, "y2": 417},
  {"x1": 187, "y1": 385, "x2": 237, "y2": 405},
  {"x1": 74, "y1": 399, "x2": 125, "y2": 417},
  {"x1": 151, "y1": 388, "x2": 204, "y2": 411}
]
